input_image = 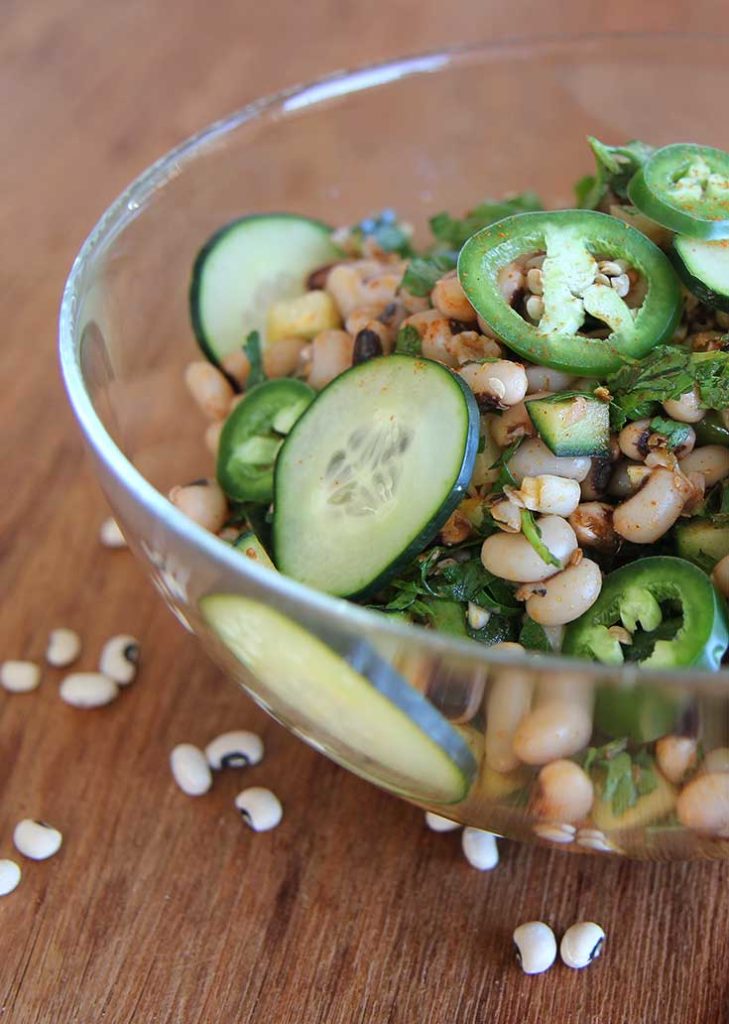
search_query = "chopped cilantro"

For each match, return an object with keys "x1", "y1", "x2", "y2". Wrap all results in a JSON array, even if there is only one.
[
  {"x1": 581, "y1": 738, "x2": 658, "y2": 816},
  {"x1": 606, "y1": 347, "x2": 729, "y2": 431},
  {"x1": 429, "y1": 192, "x2": 543, "y2": 249},
  {"x1": 520, "y1": 509, "x2": 561, "y2": 568},
  {"x1": 576, "y1": 136, "x2": 654, "y2": 210},
  {"x1": 518, "y1": 618, "x2": 551, "y2": 652},
  {"x1": 648, "y1": 416, "x2": 692, "y2": 450},
  {"x1": 401, "y1": 251, "x2": 458, "y2": 297},
  {"x1": 243, "y1": 330, "x2": 266, "y2": 389},
  {"x1": 394, "y1": 324, "x2": 422, "y2": 357},
  {"x1": 353, "y1": 210, "x2": 413, "y2": 257}
]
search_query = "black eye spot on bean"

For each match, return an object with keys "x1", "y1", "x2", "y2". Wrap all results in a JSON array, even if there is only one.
[
  {"x1": 378, "y1": 302, "x2": 399, "y2": 326},
  {"x1": 307, "y1": 263, "x2": 336, "y2": 290},
  {"x1": 353, "y1": 329, "x2": 383, "y2": 365}
]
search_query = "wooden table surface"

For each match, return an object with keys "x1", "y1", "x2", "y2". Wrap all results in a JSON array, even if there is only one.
[{"x1": 4, "y1": 3, "x2": 729, "y2": 1022}]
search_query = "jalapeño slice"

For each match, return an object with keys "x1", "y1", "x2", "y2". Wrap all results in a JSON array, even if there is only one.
[
  {"x1": 217, "y1": 378, "x2": 315, "y2": 503},
  {"x1": 458, "y1": 210, "x2": 681, "y2": 375},
  {"x1": 628, "y1": 143, "x2": 729, "y2": 240},
  {"x1": 563, "y1": 556, "x2": 729, "y2": 670}
]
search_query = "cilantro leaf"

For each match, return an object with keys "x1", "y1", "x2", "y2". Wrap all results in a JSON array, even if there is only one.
[
  {"x1": 582, "y1": 739, "x2": 659, "y2": 817},
  {"x1": 394, "y1": 325, "x2": 422, "y2": 356},
  {"x1": 420, "y1": 554, "x2": 521, "y2": 617},
  {"x1": 608, "y1": 347, "x2": 729, "y2": 431},
  {"x1": 574, "y1": 173, "x2": 599, "y2": 208},
  {"x1": 648, "y1": 416, "x2": 692, "y2": 450},
  {"x1": 519, "y1": 618, "x2": 551, "y2": 652},
  {"x1": 577, "y1": 136, "x2": 654, "y2": 210},
  {"x1": 520, "y1": 509, "x2": 561, "y2": 568},
  {"x1": 691, "y1": 350, "x2": 729, "y2": 410},
  {"x1": 243, "y1": 330, "x2": 266, "y2": 389},
  {"x1": 468, "y1": 614, "x2": 519, "y2": 647},
  {"x1": 606, "y1": 346, "x2": 694, "y2": 430},
  {"x1": 429, "y1": 192, "x2": 543, "y2": 248},
  {"x1": 353, "y1": 210, "x2": 413, "y2": 257},
  {"x1": 401, "y1": 251, "x2": 458, "y2": 297},
  {"x1": 489, "y1": 437, "x2": 522, "y2": 494}
]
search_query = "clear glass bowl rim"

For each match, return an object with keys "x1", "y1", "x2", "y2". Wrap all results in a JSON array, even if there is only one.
[{"x1": 59, "y1": 31, "x2": 729, "y2": 691}]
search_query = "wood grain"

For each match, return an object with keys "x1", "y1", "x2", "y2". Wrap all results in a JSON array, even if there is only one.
[{"x1": 3, "y1": 4, "x2": 729, "y2": 1022}]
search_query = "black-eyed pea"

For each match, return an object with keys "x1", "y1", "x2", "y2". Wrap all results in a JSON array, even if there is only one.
[
  {"x1": 607, "y1": 459, "x2": 642, "y2": 499},
  {"x1": 453, "y1": 331, "x2": 502, "y2": 365},
  {"x1": 579, "y1": 458, "x2": 613, "y2": 501},
  {"x1": 532, "y1": 759, "x2": 594, "y2": 823},
  {"x1": 525, "y1": 365, "x2": 576, "y2": 394},
  {"x1": 662, "y1": 388, "x2": 705, "y2": 423},
  {"x1": 513, "y1": 475, "x2": 582, "y2": 517},
  {"x1": 613, "y1": 468, "x2": 694, "y2": 544},
  {"x1": 560, "y1": 923, "x2": 606, "y2": 970},
  {"x1": 655, "y1": 735, "x2": 698, "y2": 785},
  {"x1": 525, "y1": 559, "x2": 602, "y2": 626},
  {"x1": 508, "y1": 438, "x2": 591, "y2": 485},
  {"x1": 425, "y1": 812, "x2": 461, "y2": 833},
  {"x1": 405, "y1": 309, "x2": 457, "y2": 366},
  {"x1": 568, "y1": 502, "x2": 617, "y2": 551},
  {"x1": 235, "y1": 787, "x2": 283, "y2": 831},
  {"x1": 170, "y1": 743, "x2": 213, "y2": 796},
  {"x1": 481, "y1": 516, "x2": 577, "y2": 582},
  {"x1": 461, "y1": 828, "x2": 499, "y2": 870},
  {"x1": 220, "y1": 349, "x2": 250, "y2": 389},
  {"x1": 490, "y1": 401, "x2": 537, "y2": 448},
  {"x1": 263, "y1": 337, "x2": 308, "y2": 378},
  {"x1": 497, "y1": 261, "x2": 525, "y2": 305},
  {"x1": 46, "y1": 629, "x2": 82, "y2": 668},
  {"x1": 307, "y1": 330, "x2": 355, "y2": 389},
  {"x1": 13, "y1": 820, "x2": 62, "y2": 860},
  {"x1": 99, "y1": 635, "x2": 139, "y2": 685},
  {"x1": 490, "y1": 497, "x2": 522, "y2": 533},
  {"x1": 513, "y1": 922, "x2": 557, "y2": 975},
  {"x1": 677, "y1": 772, "x2": 729, "y2": 836},
  {"x1": 1, "y1": 661, "x2": 41, "y2": 693},
  {"x1": 325, "y1": 264, "x2": 365, "y2": 318},
  {"x1": 99, "y1": 516, "x2": 127, "y2": 548},
  {"x1": 399, "y1": 287, "x2": 430, "y2": 314},
  {"x1": 169, "y1": 480, "x2": 228, "y2": 533},
  {"x1": 513, "y1": 700, "x2": 593, "y2": 765},
  {"x1": 352, "y1": 329, "x2": 384, "y2": 364},
  {"x1": 345, "y1": 306, "x2": 386, "y2": 336},
  {"x1": 484, "y1": 649, "x2": 532, "y2": 773},
  {"x1": 431, "y1": 271, "x2": 476, "y2": 322},
  {"x1": 618, "y1": 418, "x2": 652, "y2": 461},
  {"x1": 458, "y1": 359, "x2": 528, "y2": 408},
  {"x1": 360, "y1": 271, "x2": 401, "y2": 307},
  {"x1": 0, "y1": 860, "x2": 21, "y2": 896},
  {"x1": 678, "y1": 446, "x2": 729, "y2": 486},
  {"x1": 184, "y1": 362, "x2": 235, "y2": 421},
  {"x1": 204, "y1": 420, "x2": 224, "y2": 456},
  {"x1": 440, "y1": 509, "x2": 472, "y2": 546}
]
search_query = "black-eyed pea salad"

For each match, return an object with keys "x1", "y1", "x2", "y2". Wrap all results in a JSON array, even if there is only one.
[{"x1": 175, "y1": 137, "x2": 729, "y2": 851}]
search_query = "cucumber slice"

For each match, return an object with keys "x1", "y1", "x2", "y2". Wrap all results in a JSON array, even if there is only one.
[
  {"x1": 273, "y1": 355, "x2": 479, "y2": 598},
  {"x1": 233, "y1": 530, "x2": 275, "y2": 569},
  {"x1": 217, "y1": 378, "x2": 315, "y2": 503},
  {"x1": 200, "y1": 595, "x2": 477, "y2": 803},
  {"x1": 675, "y1": 519, "x2": 729, "y2": 571},
  {"x1": 525, "y1": 393, "x2": 610, "y2": 457},
  {"x1": 190, "y1": 214, "x2": 340, "y2": 364},
  {"x1": 672, "y1": 236, "x2": 729, "y2": 311}
]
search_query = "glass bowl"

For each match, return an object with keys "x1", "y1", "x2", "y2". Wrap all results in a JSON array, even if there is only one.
[{"x1": 60, "y1": 34, "x2": 729, "y2": 860}]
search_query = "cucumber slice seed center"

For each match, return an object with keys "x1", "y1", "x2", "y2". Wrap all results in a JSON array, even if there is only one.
[{"x1": 324, "y1": 419, "x2": 413, "y2": 517}]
